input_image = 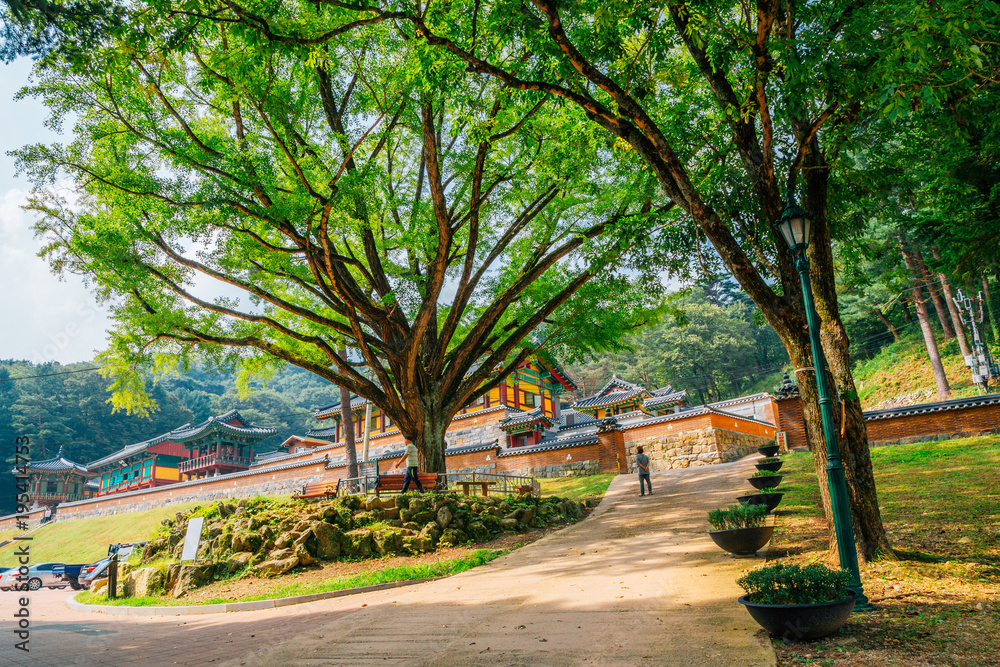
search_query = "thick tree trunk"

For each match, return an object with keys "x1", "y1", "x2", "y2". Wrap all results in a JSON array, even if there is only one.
[
  {"x1": 914, "y1": 249, "x2": 955, "y2": 339},
  {"x1": 983, "y1": 274, "x2": 1000, "y2": 342},
  {"x1": 802, "y1": 165, "x2": 893, "y2": 562},
  {"x1": 901, "y1": 297, "x2": 913, "y2": 324},
  {"x1": 416, "y1": 404, "x2": 449, "y2": 475},
  {"x1": 338, "y1": 384, "x2": 358, "y2": 479},
  {"x1": 338, "y1": 347, "x2": 358, "y2": 479},
  {"x1": 930, "y1": 248, "x2": 971, "y2": 357},
  {"x1": 874, "y1": 307, "x2": 900, "y2": 341},
  {"x1": 900, "y1": 244, "x2": 952, "y2": 398}
]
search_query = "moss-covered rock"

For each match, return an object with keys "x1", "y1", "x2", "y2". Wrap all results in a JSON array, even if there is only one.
[{"x1": 439, "y1": 528, "x2": 467, "y2": 547}]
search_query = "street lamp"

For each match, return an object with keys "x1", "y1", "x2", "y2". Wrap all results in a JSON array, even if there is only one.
[{"x1": 777, "y1": 189, "x2": 872, "y2": 612}]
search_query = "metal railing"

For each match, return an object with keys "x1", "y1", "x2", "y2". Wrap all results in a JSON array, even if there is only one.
[
  {"x1": 331, "y1": 471, "x2": 538, "y2": 497},
  {"x1": 179, "y1": 455, "x2": 253, "y2": 473},
  {"x1": 439, "y1": 471, "x2": 539, "y2": 496}
]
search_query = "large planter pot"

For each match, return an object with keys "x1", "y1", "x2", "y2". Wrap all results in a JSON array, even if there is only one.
[
  {"x1": 755, "y1": 460, "x2": 783, "y2": 473},
  {"x1": 708, "y1": 525, "x2": 774, "y2": 556},
  {"x1": 739, "y1": 591, "x2": 857, "y2": 641},
  {"x1": 736, "y1": 493, "x2": 784, "y2": 512},
  {"x1": 757, "y1": 445, "x2": 780, "y2": 457},
  {"x1": 748, "y1": 475, "x2": 783, "y2": 490}
]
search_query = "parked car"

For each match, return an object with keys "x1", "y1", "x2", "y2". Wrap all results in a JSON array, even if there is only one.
[
  {"x1": 0, "y1": 566, "x2": 11, "y2": 591},
  {"x1": 0, "y1": 562, "x2": 67, "y2": 591},
  {"x1": 80, "y1": 543, "x2": 145, "y2": 588},
  {"x1": 52, "y1": 564, "x2": 89, "y2": 590}
]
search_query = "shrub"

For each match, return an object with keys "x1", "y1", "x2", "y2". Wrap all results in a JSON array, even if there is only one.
[
  {"x1": 751, "y1": 470, "x2": 780, "y2": 478},
  {"x1": 707, "y1": 504, "x2": 768, "y2": 531},
  {"x1": 758, "y1": 457, "x2": 781, "y2": 464},
  {"x1": 737, "y1": 563, "x2": 852, "y2": 605}
]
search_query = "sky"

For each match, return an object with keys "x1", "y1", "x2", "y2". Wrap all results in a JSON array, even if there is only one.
[{"x1": 0, "y1": 58, "x2": 111, "y2": 365}]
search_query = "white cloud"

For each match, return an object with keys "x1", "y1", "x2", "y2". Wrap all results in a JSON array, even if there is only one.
[{"x1": 0, "y1": 188, "x2": 111, "y2": 364}]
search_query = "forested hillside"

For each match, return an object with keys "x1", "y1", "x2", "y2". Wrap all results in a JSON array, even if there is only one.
[{"x1": 0, "y1": 361, "x2": 341, "y2": 514}]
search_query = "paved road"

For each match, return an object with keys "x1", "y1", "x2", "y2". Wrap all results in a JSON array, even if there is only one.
[{"x1": 0, "y1": 456, "x2": 775, "y2": 667}]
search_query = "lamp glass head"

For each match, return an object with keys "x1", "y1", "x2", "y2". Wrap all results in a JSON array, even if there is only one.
[{"x1": 778, "y1": 193, "x2": 812, "y2": 253}]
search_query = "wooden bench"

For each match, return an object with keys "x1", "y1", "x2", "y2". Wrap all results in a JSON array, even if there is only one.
[
  {"x1": 457, "y1": 480, "x2": 492, "y2": 497},
  {"x1": 292, "y1": 482, "x2": 337, "y2": 500},
  {"x1": 375, "y1": 473, "x2": 438, "y2": 497}
]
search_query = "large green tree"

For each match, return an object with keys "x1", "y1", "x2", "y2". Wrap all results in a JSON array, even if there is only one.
[{"x1": 18, "y1": 6, "x2": 672, "y2": 474}]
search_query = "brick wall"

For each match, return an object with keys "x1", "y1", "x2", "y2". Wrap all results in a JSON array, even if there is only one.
[
  {"x1": 774, "y1": 397, "x2": 810, "y2": 450},
  {"x1": 497, "y1": 443, "x2": 601, "y2": 478},
  {"x1": 865, "y1": 401, "x2": 1000, "y2": 445},
  {"x1": 773, "y1": 395, "x2": 1000, "y2": 449}
]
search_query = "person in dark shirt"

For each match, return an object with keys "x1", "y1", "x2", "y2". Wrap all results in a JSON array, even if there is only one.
[{"x1": 636, "y1": 445, "x2": 651, "y2": 496}]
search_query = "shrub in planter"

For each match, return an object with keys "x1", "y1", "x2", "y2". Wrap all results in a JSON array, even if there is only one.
[
  {"x1": 755, "y1": 457, "x2": 783, "y2": 472},
  {"x1": 736, "y1": 487, "x2": 784, "y2": 512},
  {"x1": 737, "y1": 563, "x2": 855, "y2": 641},
  {"x1": 706, "y1": 504, "x2": 772, "y2": 556},
  {"x1": 757, "y1": 442, "x2": 780, "y2": 457},
  {"x1": 748, "y1": 470, "x2": 783, "y2": 490}
]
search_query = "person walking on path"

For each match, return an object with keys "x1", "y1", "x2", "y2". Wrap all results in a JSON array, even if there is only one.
[
  {"x1": 636, "y1": 446, "x2": 651, "y2": 496},
  {"x1": 394, "y1": 439, "x2": 424, "y2": 494}
]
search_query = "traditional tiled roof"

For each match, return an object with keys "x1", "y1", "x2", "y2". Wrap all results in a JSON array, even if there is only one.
[
  {"x1": 87, "y1": 409, "x2": 276, "y2": 470},
  {"x1": 862, "y1": 393, "x2": 1000, "y2": 420},
  {"x1": 571, "y1": 375, "x2": 651, "y2": 412},
  {"x1": 497, "y1": 433, "x2": 600, "y2": 456},
  {"x1": 314, "y1": 395, "x2": 370, "y2": 419},
  {"x1": 709, "y1": 392, "x2": 771, "y2": 409},
  {"x1": 21, "y1": 447, "x2": 88, "y2": 475},
  {"x1": 533, "y1": 351, "x2": 578, "y2": 392},
  {"x1": 499, "y1": 408, "x2": 555, "y2": 433},
  {"x1": 643, "y1": 389, "x2": 688, "y2": 411}
]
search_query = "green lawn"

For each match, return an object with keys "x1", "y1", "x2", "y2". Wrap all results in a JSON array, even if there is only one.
[
  {"x1": 78, "y1": 548, "x2": 505, "y2": 606},
  {"x1": 770, "y1": 435, "x2": 1000, "y2": 666},
  {"x1": 0, "y1": 501, "x2": 208, "y2": 565},
  {"x1": 538, "y1": 473, "x2": 616, "y2": 501}
]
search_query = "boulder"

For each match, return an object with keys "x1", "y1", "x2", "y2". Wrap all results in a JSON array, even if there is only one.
[
  {"x1": 436, "y1": 505, "x2": 454, "y2": 529},
  {"x1": 345, "y1": 529, "x2": 374, "y2": 558},
  {"x1": 254, "y1": 557, "x2": 299, "y2": 577},
  {"x1": 293, "y1": 520, "x2": 313, "y2": 533},
  {"x1": 126, "y1": 567, "x2": 164, "y2": 597},
  {"x1": 231, "y1": 531, "x2": 262, "y2": 553},
  {"x1": 382, "y1": 506, "x2": 401, "y2": 521},
  {"x1": 420, "y1": 521, "x2": 442, "y2": 545},
  {"x1": 466, "y1": 521, "x2": 489, "y2": 542},
  {"x1": 409, "y1": 498, "x2": 426, "y2": 513},
  {"x1": 439, "y1": 528, "x2": 467, "y2": 546},
  {"x1": 217, "y1": 501, "x2": 231, "y2": 519},
  {"x1": 499, "y1": 518, "x2": 519, "y2": 530},
  {"x1": 90, "y1": 578, "x2": 108, "y2": 596},
  {"x1": 293, "y1": 543, "x2": 315, "y2": 566},
  {"x1": 402, "y1": 521, "x2": 421, "y2": 532},
  {"x1": 312, "y1": 522, "x2": 341, "y2": 560},
  {"x1": 227, "y1": 552, "x2": 255, "y2": 571},
  {"x1": 373, "y1": 528, "x2": 403, "y2": 556},
  {"x1": 268, "y1": 548, "x2": 295, "y2": 560},
  {"x1": 171, "y1": 563, "x2": 217, "y2": 598},
  {"x1": 401, "y1": 535, "x2": 432, "y2": 554},
  {"x1": 274, "y1": 532, "x2": 298, "y2": 549}
]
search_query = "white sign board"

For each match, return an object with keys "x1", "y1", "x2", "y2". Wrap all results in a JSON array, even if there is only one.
[{"x1": 180, "y1": 516, "x2": 205, "y2": 562}]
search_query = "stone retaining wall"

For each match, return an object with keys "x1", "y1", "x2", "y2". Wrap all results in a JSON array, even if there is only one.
[{"x1": 624, "y1": 427, "x2": 770, "y2": 471}]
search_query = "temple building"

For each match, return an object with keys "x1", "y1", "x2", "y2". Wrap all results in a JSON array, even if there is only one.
[
  {"x1": 87, "y1": 409, "x2": 276, "y2": 495},
  {"x1": 18, "y1": 447, "x2": 96, "y2": 508},
  {"x1": 570, "y1": 376, "x2": 688, "y2": 419},
  {"x1": 304, "y1": 356, "x2": 577, "y2": 449}
]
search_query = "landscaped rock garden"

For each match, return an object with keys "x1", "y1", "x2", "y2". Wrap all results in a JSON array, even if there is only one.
[{"x1": 116, "y1": 492, "x2": 586, "y2": 598}]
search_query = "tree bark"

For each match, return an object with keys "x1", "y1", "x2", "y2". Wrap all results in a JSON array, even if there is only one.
[
  {"x1": 338, "y1": 348, "x2": 358, "y2": 479},
  {"x1": 900, "y1": 245, "x2": 952, "y2": 399},
  {"x1": 803, "y1": 158, "x2": 893, "y2": 562},
  {"x1": 913, "y1": 249, "x2": 955, "y2": 339},
  {"x1": 416, "y1": 399, "x2": 449, "y2": 475},
  {"x1": 930, "y1": 248, "x2": 971, "y2": 357},
  {"x1": 983, "y1": 274, "x2": 1000, "y2": 342},
  {"x1": 874, "y1": 307, "x2": 900, "y2": 341}
]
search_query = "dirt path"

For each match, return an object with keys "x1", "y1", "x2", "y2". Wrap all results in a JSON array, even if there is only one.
[{"x1": 0, "y1": 456, "x2": 776, "y2": 666}]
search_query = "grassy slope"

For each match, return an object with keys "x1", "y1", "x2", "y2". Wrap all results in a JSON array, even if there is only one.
[
  {"x1": 769, "y1": 435, "x2": 1000, "y2": 665},
  {"x1": 0, "y1": 501, "x2": 208, "y2": 565},
  {"x1": 538, "y1": 473, "x2": 616, "y2": 501},
  {"x1": 853, "y1": 332, "x2": 980, "y2": 408}
]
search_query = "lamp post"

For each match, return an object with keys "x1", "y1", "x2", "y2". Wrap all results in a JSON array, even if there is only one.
[{"x1": 777, "y1": 190, "x2": 872, "y2": 612}]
